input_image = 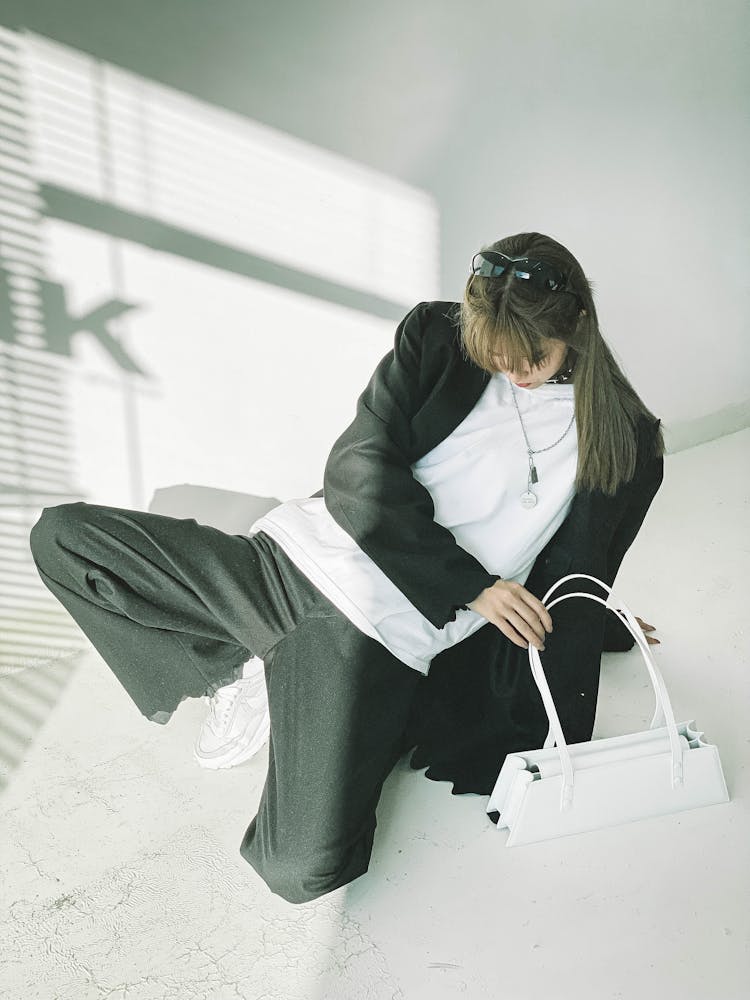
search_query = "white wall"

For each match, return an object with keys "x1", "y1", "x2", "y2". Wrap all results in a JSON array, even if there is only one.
[
  {"x1": 93, "y1": 0, "x2": 745, "y2": 446},
  {"x1": 419, "y1": 1, "x2": 749, "y2": 447},
  {"x1": 3, "y1": 0, "x2": 746, "y2": 450}
]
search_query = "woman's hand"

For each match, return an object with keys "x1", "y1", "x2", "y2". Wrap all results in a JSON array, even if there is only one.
[{"x1": 468, "y1": 580, "x2": 553, "y2": 651}]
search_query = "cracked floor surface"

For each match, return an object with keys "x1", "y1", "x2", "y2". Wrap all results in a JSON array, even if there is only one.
[{"x1": 1, "y1": 429, "x2": 748, "y2": 1000}]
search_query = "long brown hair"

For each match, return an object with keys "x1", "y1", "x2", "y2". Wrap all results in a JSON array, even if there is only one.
[{"x1": 455, "y1": 232, "x2": 664, "y2": 496}]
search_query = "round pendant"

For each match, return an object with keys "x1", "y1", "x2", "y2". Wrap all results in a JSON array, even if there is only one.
[{"x1": 520, "y1": 490, "x2": 538, "y2": 510}]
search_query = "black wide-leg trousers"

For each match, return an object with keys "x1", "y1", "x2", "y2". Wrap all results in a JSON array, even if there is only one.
[{"x1": 28, "y1": 501, "x2": 421, "y2": 904}]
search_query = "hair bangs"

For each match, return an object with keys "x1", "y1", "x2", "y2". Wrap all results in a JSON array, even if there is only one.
[
  {"x1": 490, "y1": 321, "x2": 552, "y2": 375},
  {"x1": 460, "y1": 306, "x2": 550, "y2": 375}
]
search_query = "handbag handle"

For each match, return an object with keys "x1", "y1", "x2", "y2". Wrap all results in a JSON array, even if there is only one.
[
  {"x1": 541, "y1": 573, "x2": 666, "y2": 734},
  {"x1": 528, "y1": 573, "x2": 684, "y2": 811}
]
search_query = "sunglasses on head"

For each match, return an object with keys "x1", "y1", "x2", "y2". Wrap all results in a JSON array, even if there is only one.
[{"x1": 471, "y1": 250, "x2": 580, "y2": 305}]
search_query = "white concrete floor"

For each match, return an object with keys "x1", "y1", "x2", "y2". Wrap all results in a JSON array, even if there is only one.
[{"x1": 1, "y1": 428, "x2": 748, "y2": 1000}]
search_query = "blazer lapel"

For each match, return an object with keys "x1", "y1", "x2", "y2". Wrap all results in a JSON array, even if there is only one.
[{"x1": 410, "y1": 346, "x2": 490, "y2": 458}]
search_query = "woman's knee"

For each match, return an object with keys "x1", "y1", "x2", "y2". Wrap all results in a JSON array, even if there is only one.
[
  {"x1": 240, "y1": 835, "x2": 371, "y2": 905},
  {"x1": 255, "y1": 855, "x2": 367, "y2": 905},
  {"x1": 29, "y1": 501, "x2": 91, "y2": 563}
]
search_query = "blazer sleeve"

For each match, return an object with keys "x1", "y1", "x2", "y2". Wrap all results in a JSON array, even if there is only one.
[{"x1": 322, "y1": 301, "x2": 501, "y2": 629}]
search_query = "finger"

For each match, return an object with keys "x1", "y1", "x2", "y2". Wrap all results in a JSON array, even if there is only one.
[
  {"x1": 646, "y1": 635, "x2": 661, "y2": 645},
  {"x1": 502, "y1": 623, "x2": 531, "y2": 650},
  {"x1": 522, "y1": 592, "x2": 554, "y2": 633},
  {"x1": 483, "y1": 608, "x2": 530, "y2": 649},
  {"x1": 506, "y1": 609, "x2": 546, "y2": 650},
  {"x1": 505, "y1": 585, "x2": 552, "y2": 636},
  {"x1": 635, "y1": 616, "x2": 656, "y2": 632},
  {"x1": 514, "y1": 596, "x2": 551, "y2": 644}
]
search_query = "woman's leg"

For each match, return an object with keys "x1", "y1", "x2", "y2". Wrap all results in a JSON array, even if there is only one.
[
  {"x1": 28, "y1": 502, "x2": 334, "y2": 721},
  {"x1": 29, "y1": 501, "x2": 421, "y2": 904},
  {"x1": 241, "y1": 612, "x2": 421, "y2": 904}
]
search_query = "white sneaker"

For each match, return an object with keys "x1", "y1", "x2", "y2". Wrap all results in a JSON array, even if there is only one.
[{"x1": 194, "y1": 656, "x2": 270, "y2": 769}]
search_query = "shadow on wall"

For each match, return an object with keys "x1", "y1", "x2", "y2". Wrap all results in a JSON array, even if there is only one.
[
  {"x1": 0, "y1": 22, "x2": 428, "y2": 792},
  {"x1": 0, "y1": 21, "x2": 421, "y2": 699},
  {"x1": 0, "y1": 29, "x2": 91, "y2": 793}
]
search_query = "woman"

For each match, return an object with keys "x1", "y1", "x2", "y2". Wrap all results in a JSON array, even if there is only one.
[{"x1": 28, "y1": 232, "x2": 664, "y2": 905}]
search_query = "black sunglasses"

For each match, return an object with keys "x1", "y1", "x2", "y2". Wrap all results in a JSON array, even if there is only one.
[{"x1": 471, "y1": 251, "x2": 579, "y2": 304}]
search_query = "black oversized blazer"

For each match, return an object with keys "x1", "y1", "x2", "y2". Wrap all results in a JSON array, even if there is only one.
[{"x1": 314, "y1": 300, "x2": 664, "y2": 795}]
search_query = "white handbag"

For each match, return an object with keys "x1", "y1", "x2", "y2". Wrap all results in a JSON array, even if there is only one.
[{"x1": 487, "y1": 573, "x2": 730, "y2": 846}]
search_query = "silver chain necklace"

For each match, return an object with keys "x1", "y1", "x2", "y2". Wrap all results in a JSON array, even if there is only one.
[{"x1": 509, "y1": 379, "x2": 576, "y2": 510}]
